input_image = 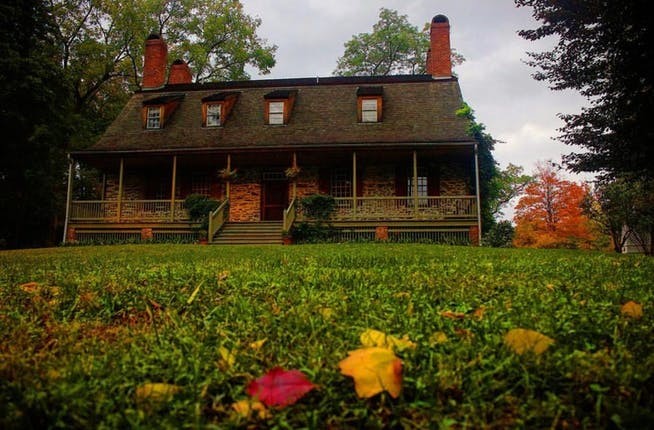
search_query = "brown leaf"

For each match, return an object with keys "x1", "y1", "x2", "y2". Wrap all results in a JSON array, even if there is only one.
[
  {"x1": 620, "y1": 301, "x2": 643, "y2": 319},
  {"x1": 440, "y1": 310, "x2": 466, "y2": 320}
]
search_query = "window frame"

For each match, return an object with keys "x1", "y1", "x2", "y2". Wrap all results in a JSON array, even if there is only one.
[
  {"x1": 357, "y1": 96, "x2": 382, "y2": 123},
  {"x1": 266, "y1": 100, "x2": 286, "y2": 125},
  {"x1": 203, "y1": 102, "x2": 223, "y2": 127},
  {"x1": 145, "y1": 106, "x2": 162, "y2": 129}
]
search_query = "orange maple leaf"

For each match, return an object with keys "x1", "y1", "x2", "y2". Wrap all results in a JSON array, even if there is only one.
[{"x1": 338, "y1": 347, "x2": 402, "y2": 398}]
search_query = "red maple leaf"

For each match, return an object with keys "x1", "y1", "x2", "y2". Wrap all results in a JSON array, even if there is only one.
[{"x1": 246, "y1": 367, "x2": 315, "y2": 408}]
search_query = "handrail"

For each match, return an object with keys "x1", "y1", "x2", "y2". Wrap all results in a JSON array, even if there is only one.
[
  {"x1": 283, "y1": 198, "x2": 297, "y2": 232},
  {"x1": 208, "y1": 199, "x2": 229, "y2": 243}
]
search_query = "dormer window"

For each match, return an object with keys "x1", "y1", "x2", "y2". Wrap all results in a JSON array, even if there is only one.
[
  {"x1": 146, "y1": 106, "x2": 162, "y2": 129},
  {"x1": 357, "y1": 86, "x2": 383, "y2": 123},
  {"x1": 142, "y1": 93, "x2": 185, "y2": 130},
  {"x1": 206, "y1": 104, "x2": 221, "y2": 127},
  {"x1": 268, "y1": 101, "x2": 284, "y2": 125},
  {"x1": 202, "y1": 92, "x2": 239, "y2": 127},
  {"x1": 264, "y1": 90, "x2": 297, "y2": 125}
]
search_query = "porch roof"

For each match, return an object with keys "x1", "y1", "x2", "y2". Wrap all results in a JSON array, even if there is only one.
[{"x1": 84, "y1": 75, "x2": 475, "y2": 153}]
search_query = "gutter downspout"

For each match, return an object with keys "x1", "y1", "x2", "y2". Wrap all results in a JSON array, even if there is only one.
[
  {"x1": 62, "y1": 156, "x2": 74, "y2": 244},
  {"x1": 474, "y1": 144, "x2": 482, "y2": 245}
]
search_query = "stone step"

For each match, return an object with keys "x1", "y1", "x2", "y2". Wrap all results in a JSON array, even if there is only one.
[{"x1": 212, "y1": 221, "x2": 283, "y2": 245}]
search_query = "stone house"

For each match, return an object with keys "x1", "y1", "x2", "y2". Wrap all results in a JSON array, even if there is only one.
[{"x1": 64, "y1": 14, "x2": 482, "y2": 244}]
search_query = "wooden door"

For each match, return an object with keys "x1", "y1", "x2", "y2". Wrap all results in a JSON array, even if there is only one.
[{"x1": 261, "y1": 179, "x2": 288, "y2": 221}]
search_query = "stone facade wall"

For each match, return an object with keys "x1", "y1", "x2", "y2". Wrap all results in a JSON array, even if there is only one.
[
  {"x1": 105, "y1": 173, "x2": 146, "y2": 200},
  {"x1": 440, "y1": 162, "x2": 470, "y2": 196},
  {"x1": 229, "y1": 169, "x2": 261, "y2": 222},
  {"x1": 295, "y1": 167, "x2": 319, "y2": 199},
  {"x1": 362, "y1": 164, "x2": 395, "y2": 197}
]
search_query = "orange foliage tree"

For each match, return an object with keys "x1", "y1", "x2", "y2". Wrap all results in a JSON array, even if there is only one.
[{"x1": 513, "y1": 163, "x2": 600, "y2": 248}]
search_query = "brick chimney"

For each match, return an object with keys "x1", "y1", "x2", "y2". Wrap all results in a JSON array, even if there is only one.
[
  {"x1": 426, "y1": 14, "x2": 451, "y2": 78},
  {"x1": 142, "y1": 33, "x2": 168, "y2": 89},
  {"x1": 168, "y1": 59, "x2": 192, "y2": 85}
]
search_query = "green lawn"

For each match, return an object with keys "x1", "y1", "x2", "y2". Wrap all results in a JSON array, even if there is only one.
[{"x1": 1, "y1": 244, "x2": 653, "y2": 428}]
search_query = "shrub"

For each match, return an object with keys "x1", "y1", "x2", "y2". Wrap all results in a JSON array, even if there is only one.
[
  {"x1": 483, "y1": 220, "x2": 515, "y2": 247},
  {"x1": 184, "y1": 194, "x2": 220, "y2": 231}
]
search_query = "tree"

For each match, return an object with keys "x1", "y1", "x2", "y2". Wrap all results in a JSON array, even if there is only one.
[
  {"x1": 456, "y1": 103, "x2": 498, "y2": 233},
  {"x1": 515, "y1": 1, "x2": 654, "y2": 180},
  {"x1": 513, "y1": 162, "x2": 601, "y2": 249},
  {"x1": 583, "y1": 177, "x2": 654, "y2": 254},
  {"x1": 333, "y1": 8, "x2": 464, "y2": 76},
  {"x1": 488, "y1": 163, "x2": 532, "y2": 218},
  {"x1": 0, "y1": 0, "x2": 73, "y2": 248},
  {"x1": 483, "y1": 220, "x2": 515, "y2": 248}
]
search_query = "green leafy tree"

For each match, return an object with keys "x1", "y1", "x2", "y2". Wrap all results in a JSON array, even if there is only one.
[
  {"x1": 333, "y1": 8, "x2": 463, "y2": 76},
  {"x1": 0, "y1": 0, "x2": 73, "y2": 248},
  {"x1": 456, "y1": 103, "x2": 498, "y2": 233},
  {"x1": 483, "y1": 220, "x2": 515, "y2": 248},
  {"x1": 516, "y1": 1, "x2": 654, "y2": 179},
  {"x1": 584, "y1": 177, "x2": 654, "y2": 254},
  {"x1": 488, "y1": 163, "x2": 532, "y2": 218}
]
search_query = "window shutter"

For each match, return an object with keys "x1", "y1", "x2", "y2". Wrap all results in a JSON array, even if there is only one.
[
  {"x1": 428, "y1": 164, "x2": 440, "y2": 196},
  {"x1": 395, "y1": 166, "x2": 407, "y2": 197},
  {"x1": 318, "y1": 168, "x2": 331, "y2": 194}
]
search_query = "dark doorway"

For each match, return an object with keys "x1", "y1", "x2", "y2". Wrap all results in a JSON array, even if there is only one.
[{"x1": 261, "y1": 175, "x2": 288, "y2": 221}]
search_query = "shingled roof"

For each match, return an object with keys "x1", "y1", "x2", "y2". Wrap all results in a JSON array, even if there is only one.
[{"x1": 86, "y1": 75, "x2": 474, "y2": 153}]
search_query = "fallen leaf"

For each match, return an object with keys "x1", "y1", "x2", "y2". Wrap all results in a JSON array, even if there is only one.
[
  {"x1": 217, "y1": 346, "x2": 236, "y2": 371},
  {"x1": 246, "y1": 367, "x2": 315, "y2": 408},
  {"x1": 338, "y1": 347, "x2": 403, "y2": 398},
  {"x1": 249, "y1": 338, "x2": 267, "y2": 350},
  {"x1": 318, "y1": 307, "x2": 334, "y2": 319},
  {"x1": 135, "y1": 382, "x2": 181, "y2": 404},
  {"x1": 504, "y1": 328, "x2": 554, "y2": 355},
  {"x1": 429, "y1": 331, "x2": 448, "y2": 345},
  {"x1": 440, "y1": 310, "x2": 466, "y2": 320},
  {"x1": 360, "y1": 329, "x2": 416, "y2": 352},
  {"x1": 232, "y1": 399, "x2": 271, "y2": 419},
  {"x1": 217, "y1": 271, "x2": 229, "y2": 282},
  {"x1": 472, "y1": 305, "x2": 486, "y2": 320},
  {"x1": 620, "y1": 301, "x2": 643, "y2": 319},
  {"x1": 454, "y1": 328, "x2": 474, "y2": 340},
  {"x1": 19, "y1": 282, "x2": 40, "y2": 294}
]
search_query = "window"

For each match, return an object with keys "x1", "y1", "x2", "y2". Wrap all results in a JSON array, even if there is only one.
[
  {"x1": 331, "y1": 168, "x2": 352, "y2": 198},
  {"x1": 206, "y1": 104, "x2": 221, "y2": 127},
  {"x1": 357, "y1": 86, "x2": 383, "y2": 123},
  {"x1": 361, "y1": 99, "x2": 379, "y2": 123},
  {"x1": 407, "y1": 167, "x2": 428, "y2": 197},
  {"x1": 146, "y1": 106, "x2": 161, "y2": 129},
  {"x1": 268, "y1": 101, "x2": 284, "y2": 125},
  {"x1": 191, "y1": 173, "x2": 211, "y2": 196}
]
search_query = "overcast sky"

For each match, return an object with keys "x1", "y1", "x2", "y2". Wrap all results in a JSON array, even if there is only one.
[{"x1": 240, "y1": 0, "x2": 592, "y2": 185}]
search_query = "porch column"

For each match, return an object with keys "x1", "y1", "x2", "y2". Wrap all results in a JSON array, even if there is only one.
[
  {"x1": 62, "y1": 157, "x2": 74, "y2": 244},
  {"x1": 226, "y1": 154, "x2": 231, "y2": 198},
  {"x1": 474, "y1": 144, "x2": 482, "y2": 245},
  {"x1": 413, "y1": 150, "x2": 419, "y2": 214},
  {"x1": 117, "y1": 157, "x2": 124, "y2": 222},
  {"x1": 352, "y1": 151, "x2": 357, "y2": 217},
  {"x1": 292, "y1": 152, "x2": 297, "y2": 200},
  {"x1": 170, "y1": 155, "x2": 177, "y2": 221}
]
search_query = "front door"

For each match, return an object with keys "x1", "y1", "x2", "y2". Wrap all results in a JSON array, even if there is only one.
[{"x1": 261, "y1": 176, "x2": 288, "y2": 221}]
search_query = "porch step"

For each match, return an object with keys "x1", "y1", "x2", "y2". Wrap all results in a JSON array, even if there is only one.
[{"x1": 212, "y1": 221, "x2": 283, "y2": 245}]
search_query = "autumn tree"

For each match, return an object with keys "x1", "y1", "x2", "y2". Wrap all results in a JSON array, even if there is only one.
[
  {"x1": 513, "y1": 162, "x2": 601, "y2": 249},
  {"x1": 488, "y1": 163, "x2": 532, "y2": 218},
  {"x1": 516, "y1": 1, "x2": 654, "y2": 180},
  {"x1": 333, "y1": 8, "x2": 463, "y2": 76}
]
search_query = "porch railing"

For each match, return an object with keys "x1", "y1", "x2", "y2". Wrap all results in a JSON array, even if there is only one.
[
  {"x1": 283, "y1": 198, "x2": 297, "y2": 232},
  {"x1": 301, "y1": 196, "x2": 477, "y2": 221},
  {"x1": 208, "y1": 199, "x2": 229, "y2": 242},
  {"x1": 70, "y1": 200, "x2": 190, "y2": 223}
]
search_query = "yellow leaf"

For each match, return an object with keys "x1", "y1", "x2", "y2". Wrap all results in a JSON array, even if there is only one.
[
  {"x1": 338, "y1": 347, "x2": 403, "y2": 398},
  {"x1": 217, "y1": 346, "x2": 236, "y2": 371},
  {"x1": 621, "y1": 301, "x2": 643, "y2": 319},
  {"x1": 135, "y1": 383, "x2": 181, "y2": 404},
  {"x1": 429, "y1": 331, "x2": 449, "y2": 345},
  {"x1": 19, "y1": 282, "x2": 40, "y2": 294},
  {"x1": 504, "y1": 329, "x2": 554, "y2": 355},
  {"x1": 249, "y1": 338, "x2": 267, "y2": 350},
  {"x1": 360, "y1": 329, "x2": 416, "y2": 352},
  {"x1": 318, "y1": 307, "x2": 334, "y2": 319},
  {"x1": 231, "y1": 399, "x2": 271, "y2": 419}
]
